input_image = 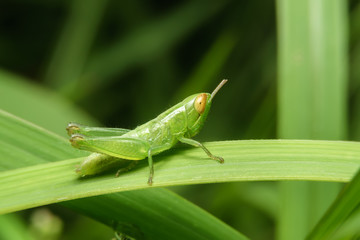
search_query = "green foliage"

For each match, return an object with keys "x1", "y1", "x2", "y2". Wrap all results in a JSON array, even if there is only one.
[
  {"x1": 1, "y1": 108, "x2": 360, "y2": 214},
  {"x1": 1, "y1": 0, "x2": 360, "y2": 239},
  {"x1": 276, "y1": 0, "x2": 349, "y2": 239}
]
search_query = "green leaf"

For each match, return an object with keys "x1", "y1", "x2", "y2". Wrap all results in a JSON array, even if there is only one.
[
  {"x1": 1, "y1": 108, "x2": 360, "y2": 215},
  {"x1": 173, "y1": 30, "x2": 237, "y2": 101},
  {"x1": 276, "y1": 0, "x2": 348, "y2": 239},
  {"x1": 1, "y1": 138, "x2": 360, "y2": 215},
  {"x1": 0, "y1": 109, "x2": 246, "y2": 240},
  {"x1": 64, "y1": 189, "x2": 245, "y2": 240},
  {"x1": 0, "y1": 110, "x2": 84, "y2": 169},
  {"x1": 330, "y1": 207, "x2": 360, "y2": 239},
  {"x1": 0, "y1": 214, "x2": 34, "y2": 240},
  {"x1": 0, "y1": 69, "x2": 98, "y2": 137},
  {"x1": 44, "y1": 0, "x2": 109, "y2": 90},
  {"x1": 306, "y1": 169, "x2": 360, "y2": 240},
  {"x1": 76, "y1": 0, "x2": 229, "y2": 99}
]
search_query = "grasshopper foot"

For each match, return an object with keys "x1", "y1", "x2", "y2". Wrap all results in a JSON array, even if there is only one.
[
  {"x1": 147, "y1": 177, "x2": 153, "y2": 186},
  {"x1": 211, "y1": 155, "x2": 224, "y2": 164}
]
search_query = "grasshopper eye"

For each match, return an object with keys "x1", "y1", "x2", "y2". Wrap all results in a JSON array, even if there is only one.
[{"x1": 194, "y1": 93, "x2": 207, "y2": 114}]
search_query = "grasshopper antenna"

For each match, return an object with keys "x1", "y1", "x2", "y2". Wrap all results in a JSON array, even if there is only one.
[{"x1": 210, "y1": 79, "x2": 228, "y2": 101}]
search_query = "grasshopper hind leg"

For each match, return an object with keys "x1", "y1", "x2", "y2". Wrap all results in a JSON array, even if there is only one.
[{"x1": 67, "y1": 122, "x2": 131, "y2": 137}]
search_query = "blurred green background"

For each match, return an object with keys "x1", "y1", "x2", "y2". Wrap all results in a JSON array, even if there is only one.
[{"x1": 1, "y1": 0, "x2": 360, "y2": 239}]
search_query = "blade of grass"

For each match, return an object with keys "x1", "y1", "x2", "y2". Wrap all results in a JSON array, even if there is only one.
[
  {"x1": 44, "y1": 0, "x2": 108, "y2": 91},
  {"x1": 74, "y1": 0, "x2": 229, "y2": 100},
  {"x1": 277, "y1": 0, "x2": 348, "y2": 239},
  {"x1": 64, "y1": 188, "x2": 247, "y2": 240},
  {"x1": 306, "y1": 168, "x2": 360, "y2": 239},
  {"x1": 350, "y1": 2, "x2": 360, "y2": 141},
  {"x1": 1, "y1": 138, "x2": 360, "y2": 214},
  {"x1": 330, "y1": 207, "x2": 360, "y2": 239},
  {"x1": 309, "y1": 0, "x2": 349, "y2": 227},
  {"x1": 277, "y1": 0, "x2": 347, "y2": 140},
  {"x1": 173, "y1": 30, "x2": 237, "y2": 101},
  {"x1": 0, "y1": 214, "x2": 34, "y2": 240},
  {"x1": 0, "y1": 69, "x2": 98, "y2": 136},
  {"x1": 0, "y1": 109, "x2": 246, "y2": 240},
  {"x1": 0, "y1": 109, "x2": 84, "y2": 168}
]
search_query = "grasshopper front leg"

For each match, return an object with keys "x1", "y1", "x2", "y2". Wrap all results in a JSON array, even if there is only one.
[
  {"x1": 147, "y1": 149, "x2": 154, "y2": 185},
  {"x1": 177, "y1": 136, "x2": 224, "y2": 163}
]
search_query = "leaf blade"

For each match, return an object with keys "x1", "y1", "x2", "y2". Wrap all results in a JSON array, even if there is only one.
[
  {"x1": 1, "y1": 139, "x2": 359, "y2": 214},
  {"x1": 0, "y1": 109, "x2": 247, "y2": 240}
]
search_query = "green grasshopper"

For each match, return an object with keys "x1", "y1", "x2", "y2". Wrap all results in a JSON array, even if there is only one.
[{"x1": 67, "y1": 79, "x2": 227, "y2": 185}]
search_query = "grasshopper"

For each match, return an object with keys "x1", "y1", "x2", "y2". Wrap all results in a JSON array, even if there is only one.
[{"x1": 67, "y1": 79, "x2": 227, "y2": 185}]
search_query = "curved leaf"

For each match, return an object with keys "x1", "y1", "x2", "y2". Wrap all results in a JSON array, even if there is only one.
[
  {"x1": 1, "y1": 137, "x2": 360, "y2": 213},
  {"x1": 0, "y1": 109, "x2": 246, "y2": 240}
]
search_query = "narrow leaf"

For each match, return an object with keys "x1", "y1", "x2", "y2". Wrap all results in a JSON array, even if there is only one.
[
  {"x1": 307, "y1": 168, "x2": 360, "y2": 239},
  {"x1": 0, "y1": 109, "x2": 246, "y2": 239},
  {"x1": 1, "y1": 138, "x2": 359, "y2": 214}
]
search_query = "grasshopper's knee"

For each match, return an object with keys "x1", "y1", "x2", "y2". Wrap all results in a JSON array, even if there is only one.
[
  {"x1": 66, "y1": 122, "x2": 81, "y2": 136},
  {"x1": 70, "y1": 134, "x2": 85, "y2": 148}
]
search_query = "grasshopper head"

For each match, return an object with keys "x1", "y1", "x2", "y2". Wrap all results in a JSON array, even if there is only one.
[{"x1": 184, "y1": 80, "x2": 227, "y2": 137}]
